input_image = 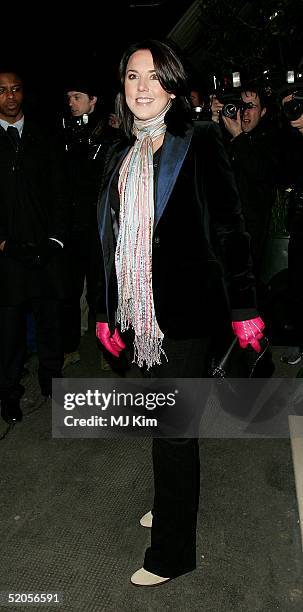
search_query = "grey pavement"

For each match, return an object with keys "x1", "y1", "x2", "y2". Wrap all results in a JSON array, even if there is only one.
[{"x1": 0, "y1": 327, "x2": 303, "y2": 611}]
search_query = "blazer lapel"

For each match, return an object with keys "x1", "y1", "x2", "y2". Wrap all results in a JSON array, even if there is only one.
[
  {"x1": 154, "y1": 125, "x2": 193, "y2": 229},
  {"x1": 99, "y1": 126, "x2": 194, "y2": 251}
]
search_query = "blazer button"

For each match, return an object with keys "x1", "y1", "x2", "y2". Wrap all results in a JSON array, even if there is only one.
[{"x1": 154, "y1": 237, "x2": 160, "y2": 246}]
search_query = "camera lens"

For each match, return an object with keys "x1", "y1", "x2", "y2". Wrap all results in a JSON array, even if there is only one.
[
  {"x1": 283, "y1": 99, "x2": 303, "y2": 121},
  {"x1": 222, "y1": 103, "x2": 238, "y2": 119}
]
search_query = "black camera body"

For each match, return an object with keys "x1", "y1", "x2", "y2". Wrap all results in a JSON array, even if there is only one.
[
  {"x1": 210, "y1": 72, "x2": 261, "y2": 120},
  {"x1": 191, "y1": 106, "x2": 204, "y2": 121},
  {"x1": 216, "y1": 91, "x2": 254, "y2": 120},
  {"x1": 277, "y1": 69, "x2": 303, "y2": 120},
  {"x1": 62, "y1": 113, "x2": 102, "y2": 160},
  {"x1": 282, "y1": 91, "x2": 303, "y2": 121},
  {"x1": 63, "y1": 114, "x2": 90, "y2": 148},
  {"x1": 191, "y1": 106, "x2": 211, "y2": 121},
  {"x1": 215, "y1": 90, "x2": 241, "y2": 119},
  {"x1": 222, "y1": 102, "x2": 241, "y2": 119}
]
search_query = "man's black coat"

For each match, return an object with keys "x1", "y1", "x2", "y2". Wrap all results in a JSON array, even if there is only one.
[
  {"x1": 97, "y1": 120, "x2": 257, "y2": 339},
  {"x1": 0, "y1": 118, "x2": 71, "y2": 305},
  {"x1": 62, "y1": 111, "x2": 123, "y2": 232},
  {"x1": 227, "y1": 122, "x2": 280, "y2": 270}
]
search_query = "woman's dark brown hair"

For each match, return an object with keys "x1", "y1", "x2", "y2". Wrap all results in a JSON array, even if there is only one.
[{"x1": 116, "y1": 39, "x2": 192, "y2": 138}]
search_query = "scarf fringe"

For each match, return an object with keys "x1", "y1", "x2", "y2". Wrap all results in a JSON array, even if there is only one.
[
  {"x1": 117, "y1": 302, "x2": 167, "y2": 370},
  {"x1": 133, "y1": 334, "x2": 167, "y2": 370}
]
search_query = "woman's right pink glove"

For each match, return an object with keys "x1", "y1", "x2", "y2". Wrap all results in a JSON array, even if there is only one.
[{"x1": 96, "y1": 323, "x2": 125, "y2": 357}]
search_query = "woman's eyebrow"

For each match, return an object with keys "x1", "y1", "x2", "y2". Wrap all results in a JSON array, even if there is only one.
[{"x1": 126, "y1": 69, "x2": 156, "y2": 73}]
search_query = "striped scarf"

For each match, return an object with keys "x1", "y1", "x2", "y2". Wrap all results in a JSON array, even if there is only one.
[{"x1": 116, "y1": 100, "x2": 171, "y2": 369}]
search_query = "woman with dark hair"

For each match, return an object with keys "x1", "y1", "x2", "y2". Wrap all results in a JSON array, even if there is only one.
[{"x1": 96, "y1": 39, "x2": 264, "y2": 586}]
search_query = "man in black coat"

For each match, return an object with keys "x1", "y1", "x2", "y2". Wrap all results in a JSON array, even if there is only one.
[
  {"x1": 279, "y1": 88, "x2": 303, "y2": 365},
  {"x1": 211, "y1": 85, "x2": 280, "y2": 283},
  {"x1": 0, "y1": 69, "x2": 71, "y2": 422},
  {"x1": 61, "y1": 77, "x2": 122, "y2": 368}
]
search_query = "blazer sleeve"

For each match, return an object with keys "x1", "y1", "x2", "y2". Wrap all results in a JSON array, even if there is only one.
[
  {"x1": 95, "y1": 247, "x2": 107, "y2": 322},
  {"x1": 199, "y1": 121, "x2": 257, "y2": 318},
  {"x1": 96, "y1": 156, "x2": 120, "y2": 325}
]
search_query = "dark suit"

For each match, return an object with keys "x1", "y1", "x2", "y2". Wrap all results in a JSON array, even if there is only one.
[
  {"x1": 97, "y1": 119, "x2": 257, "y2": 577},
  {"x1": 0, "y1": 118, "x2": 71, "y2": 400}
]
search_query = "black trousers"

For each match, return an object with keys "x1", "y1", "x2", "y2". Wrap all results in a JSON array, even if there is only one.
[
  {"x1": 0, "y1": 298, "x2": 63, "y2": 401},
  {"x1": 142, "y1": 336, "x2": 210, "y2": 578},
  {"x1": 63, "y1": 227, "x2": 103, "y2": 353}
]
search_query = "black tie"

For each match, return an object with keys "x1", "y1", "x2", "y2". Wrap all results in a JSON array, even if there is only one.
[{"x1": 7, "y1": 126, "x2": 21, "y2": 151}]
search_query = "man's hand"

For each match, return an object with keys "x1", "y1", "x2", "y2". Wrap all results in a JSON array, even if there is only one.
[
  {"x1": 222, "y1": 110, "x2": 243, "y2": 138},
  {"x1": 290, "y1": 114, "x2": 303, "y2": 133},
  {"x1": 108, "y1": 113, "x2": 121, "y2": 129},
  {"x1": 210, "y1": 95, "x2": 224, "y2": 123}
]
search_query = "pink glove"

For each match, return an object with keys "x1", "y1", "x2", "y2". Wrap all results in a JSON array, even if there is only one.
[
  {"x1": 96, "y1": 322, "x2": 125, "y2": 358},
  {"x1": 232, "y1": 316, "x2": 265, "y2": 353}
]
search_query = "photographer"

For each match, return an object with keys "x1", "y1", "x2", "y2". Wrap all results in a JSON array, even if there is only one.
[
  {"x1": 62, "y1": 77, "x2": 122, "y2": 369},
  {"x1": 279, "y1": 86, "x2": 303, "y2": 365},
  {"x1": 210, "y1": 86, "x2": 280, "y2": 288}
]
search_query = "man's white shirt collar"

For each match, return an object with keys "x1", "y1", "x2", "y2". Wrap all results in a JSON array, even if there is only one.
[{"x1": 0, "y1": 116, "x2": 24, "y2": 136}]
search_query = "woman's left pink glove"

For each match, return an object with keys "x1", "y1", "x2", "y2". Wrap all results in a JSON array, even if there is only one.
[
  {"x1": 232, "y1": 316, "x2": 265, "y2": 353},
  {"x1": 96, "y1": 322, "x2": 126, "y2": 357}
]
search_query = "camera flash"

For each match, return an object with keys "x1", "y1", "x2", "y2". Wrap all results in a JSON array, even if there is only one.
[
  {"x1": 287, "y1": 70, "x2": 295, "y2": 83},
  {"x1": 232, "y1": 72, "x2": 241, "y2": 88}
]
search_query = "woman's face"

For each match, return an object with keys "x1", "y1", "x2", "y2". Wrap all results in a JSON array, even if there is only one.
[{"x1": 124, "y1": 48, "x2": 175, "y2": 121}]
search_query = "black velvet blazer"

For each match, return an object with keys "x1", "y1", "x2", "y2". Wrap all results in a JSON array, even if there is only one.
[{"x1": 97, "y1": 120, "x2": 257, "y2": 339}]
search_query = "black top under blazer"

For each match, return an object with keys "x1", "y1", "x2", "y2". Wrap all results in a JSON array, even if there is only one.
[{"x1": 97, "y1": 120, "x2": 257, "y2": 339}]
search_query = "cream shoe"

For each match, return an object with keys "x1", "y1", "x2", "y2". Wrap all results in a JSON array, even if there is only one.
[
  {"x1": 131, "y1": 567, "x2": 170, "y2": 586},
  {"x1": 139, "y1": 510, "x2": 153, "y2": 528}
]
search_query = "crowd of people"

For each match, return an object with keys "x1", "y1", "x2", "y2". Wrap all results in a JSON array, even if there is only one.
[
  {"x1": 191, "y1": 73, "x2": 303, "y2": 364},
  {"x1": 0, "y1": 38, "x2": 303, "y2": 586}
]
